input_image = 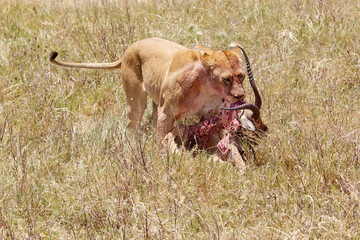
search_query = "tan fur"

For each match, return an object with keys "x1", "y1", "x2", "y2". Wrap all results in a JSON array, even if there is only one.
[{"x1": 50, "y1": 38, "x2": 248, "y2": 148}]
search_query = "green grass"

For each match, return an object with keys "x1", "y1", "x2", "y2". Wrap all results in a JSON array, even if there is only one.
[{"x1": 0, "y1": 0, "x2": 359, "y2": 238}]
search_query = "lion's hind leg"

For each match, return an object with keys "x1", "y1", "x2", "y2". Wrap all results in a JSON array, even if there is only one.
[{"x1": 121, "y1": 67, "x2": 147, "y2": 130}]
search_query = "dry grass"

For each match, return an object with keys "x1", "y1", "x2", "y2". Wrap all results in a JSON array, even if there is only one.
[{"x1": 0, "y1": 0, "x2": 359, "y2": 239}]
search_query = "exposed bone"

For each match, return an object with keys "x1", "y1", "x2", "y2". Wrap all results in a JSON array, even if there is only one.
[
  {"x1": 228, "y1": 141, "x2": 246, "y2": 169},
  {"x1": 240, "y1": 115, "x2": 256, "y2": 131}
]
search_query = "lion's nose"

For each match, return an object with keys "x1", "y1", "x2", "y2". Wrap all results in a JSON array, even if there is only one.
[{"x1": 233, "y1": 93, "x2": 245, "y2": 100}]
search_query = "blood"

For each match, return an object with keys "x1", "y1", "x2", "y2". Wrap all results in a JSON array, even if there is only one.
[{"x1": 181, "y1": 100, "x2": 247, "y2": 159}]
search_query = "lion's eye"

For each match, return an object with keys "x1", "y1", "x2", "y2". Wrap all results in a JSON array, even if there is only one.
[
  {"x1": 222, "y1": 77, "x2": 231, "y2": 83},
  {"x1": 238, "y1": 75, "x2": 245, "y2": 81}
]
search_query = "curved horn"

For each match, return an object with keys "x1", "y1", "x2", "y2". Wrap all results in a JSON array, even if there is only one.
[
  {"x1": 235, "y1": 45, "x2": 262, "y2": 110},
  {"x1": 221, "y1": 103, "x2": 260, "y2": 120}
]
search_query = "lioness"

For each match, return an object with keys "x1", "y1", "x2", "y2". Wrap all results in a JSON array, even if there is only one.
[{"x1": 50, "y1": 38, "x2": 264, "y2": 149}]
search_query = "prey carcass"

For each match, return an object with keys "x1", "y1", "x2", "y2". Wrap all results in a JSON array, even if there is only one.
[{"x1": 164, "y1": 100, "x2": 265, "y2": 169}]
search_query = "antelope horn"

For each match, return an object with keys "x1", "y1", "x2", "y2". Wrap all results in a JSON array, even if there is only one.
[
  {"x1": 222, "y1": 103, "x2": 260, "y2": 120},
  {"x1": 235, "y1": 45, "x2": 262, "y2": 110}
]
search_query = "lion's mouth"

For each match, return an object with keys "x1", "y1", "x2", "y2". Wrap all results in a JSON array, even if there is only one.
[
  {"x1": 229, "y1": 99, "x2": 246, "y2": 107},
  {"x1": 222, "y1": 99, "x2": 247, "y2": 108},
  {"x1": 221, "y1": 99, "x2": 260, "y2": 121},
  {"x1": 223, "y1": 96, "x2": 246, "y2": 105}
]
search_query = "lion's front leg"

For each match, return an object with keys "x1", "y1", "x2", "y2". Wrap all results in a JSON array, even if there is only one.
[
  {"x1": 157, "y1": 105, "x2": 175, "y2": 150},
  {"x1": 162, "y1": 127, "x2": 184, "y2": 153}
]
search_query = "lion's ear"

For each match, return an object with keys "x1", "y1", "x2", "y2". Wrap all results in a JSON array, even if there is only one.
[
  {"x1": 199, "y1": 50, "x2": 209, "y2": 66},
  {"x1": 199, "y1": 50, "x2": 214, "y2": 66},
  {"x1": 200, "y1": 49, "x2": 214, "y2": 56}
]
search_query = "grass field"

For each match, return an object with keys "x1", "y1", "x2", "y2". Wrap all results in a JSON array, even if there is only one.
[{"x1": 0, "y1": 0, "x2": 359, "y2": 238}]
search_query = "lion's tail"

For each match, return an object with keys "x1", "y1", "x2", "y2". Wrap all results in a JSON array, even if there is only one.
[{"x1": 49, "y1": 52, "x2": 121, "y2": 70}]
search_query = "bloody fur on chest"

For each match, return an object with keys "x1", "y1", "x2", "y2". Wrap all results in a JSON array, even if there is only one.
[{"x1": 177, "y1": 67, "x2": 223, "y2": 119}]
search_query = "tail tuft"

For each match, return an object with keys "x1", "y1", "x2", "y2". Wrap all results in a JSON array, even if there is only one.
[{"x1": 49, "y1": 51, "x2": 58, "y2": 61}]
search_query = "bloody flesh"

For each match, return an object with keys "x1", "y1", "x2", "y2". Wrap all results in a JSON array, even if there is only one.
[{"x1": 181, "y1": 100, "x2": 249, "y2": 159}]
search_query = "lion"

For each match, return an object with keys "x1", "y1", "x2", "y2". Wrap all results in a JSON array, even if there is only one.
[{"x1": 50, "y1": 38, "x2": 265, "y2": 149}]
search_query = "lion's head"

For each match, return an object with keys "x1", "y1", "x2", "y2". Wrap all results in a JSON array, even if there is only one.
[
  {"x1": 221, "y1": 45, "x2": 268, "y2": 132},
  {"x1": 199, "y1": 49, "x2": 247, "y2": 104}
]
